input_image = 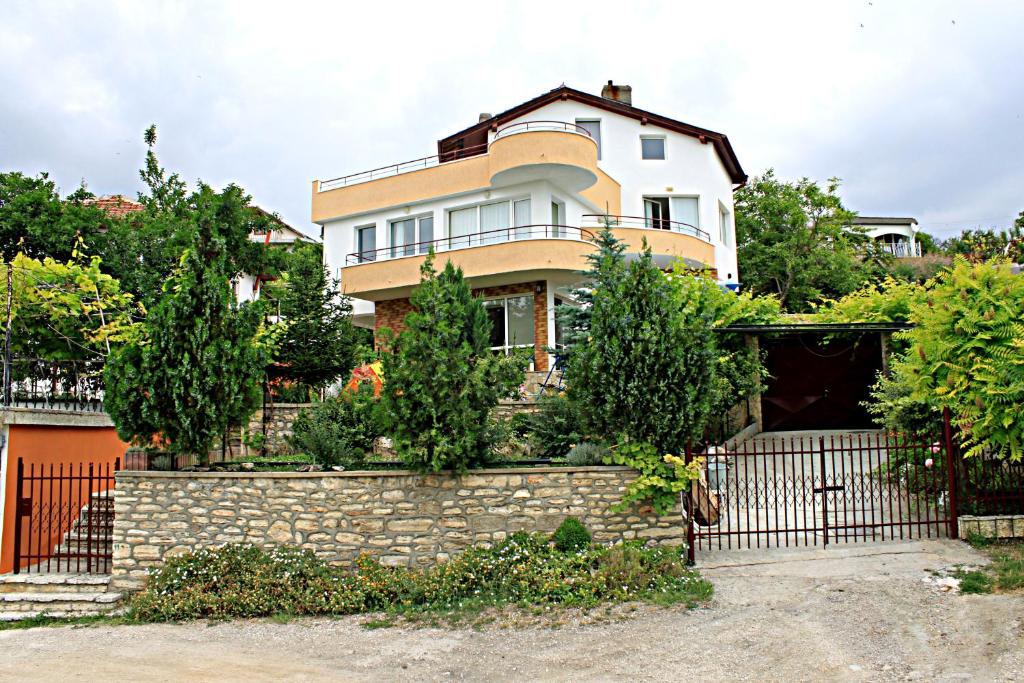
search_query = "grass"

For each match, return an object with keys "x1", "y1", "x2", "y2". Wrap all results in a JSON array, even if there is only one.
[
  {"x1": 959, "y1": 535, "x2": 1024, "y2": 595},
  {"x1": 0, "y1": 614, "x2": 126, "y2": 631}
]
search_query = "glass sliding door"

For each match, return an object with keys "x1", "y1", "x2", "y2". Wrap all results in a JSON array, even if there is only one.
[
  {"x1": 417, "y1": 216, "x2": 434, "y2": 254},
  {"x1": 670, "y1": 197, "x2": 699, "y2": 232},
  {"x1": 448, "y1": 207, "x2": 477, "y2": 250},
  {"x1": 389, "y1": 218, "x2": 415, "y2": 258},
  {"x1": 483, "y1": 294, "x2": 536, "y2": 354},
  {"x1": 480, "y1": 201, "x2": 510, "y2": 244},
  {"x1": 513, "y1": 198, "x2": 531, "y2": 240},
  {"x1": 356, "y1": 225, "x2": 376, "y2": 262}
]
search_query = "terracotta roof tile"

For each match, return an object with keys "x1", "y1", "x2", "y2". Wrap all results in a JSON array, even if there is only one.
[{"x1": 82, "y1": 195, "x2": 145, "y2": 218}]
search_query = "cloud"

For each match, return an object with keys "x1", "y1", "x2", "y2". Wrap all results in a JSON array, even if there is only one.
[{"x1": 1, "y1": 0, "x2": 1022, "y2": 239}]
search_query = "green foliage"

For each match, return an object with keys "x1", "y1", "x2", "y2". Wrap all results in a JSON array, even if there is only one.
[
  {"x1": 382, "y1": 253, "x2": 527, "y2": 472},
  {"x1": 551, "y1": 517, "x2": 592, "y2": 552},
  {"x1": 941, "y1": 224, "x2": 1023, "y2": 264},
  {"x1": 564, "y1": 441, "x2": 609, "y2": 466},
  {"x1": 263, "y1": 242, "x2": 361, "y2": 389},
  {"x1": 886, "y1": 259, "x2": 1024, "y2": 460},
  {"x1": 566, "y1": 232, "x2": 718, "y2": 454},
  {"x1": 814, "y1": 276, "x2": 924, "y2": 324},
  {"x1": 734, "y1": 169, "x2": 873, "y2": 312},
  {"x1": 104, "y1": 184, "x2": 268, "y2": 465},
  {"x1": 865, "y1": 366, "x2": 944, "y2": 436},
  {"x1": 0, "y1": 171, "x2": 107, "y2": 261},
  {"x1": 528, "y1": 393, "x2": 585, "y2": 459},
  {"x1": 127, "y1": 536, "x2": 712, "y2": 622},
  {"x1": 885, "y1": 254, "x2": 951, "y2": 284},
  {"x1": 288, "y1": 382, "x2": 381, "y2": 468},
  {"x1": 4, "y1": 249, "x2": 141, "y2": 361},
  {"x1": 603, "y1": 442, "x2": 702, "y2": 515}
]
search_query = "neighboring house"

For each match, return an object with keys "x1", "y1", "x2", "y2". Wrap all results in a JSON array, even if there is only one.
[
  {"x1": 852, "y1": 216, "x2": 921, "y2": 258},
  {"x1": 313, "y1": 82, "x2": 746, "y2": 371},
  {"x1": 83, "y1": 195, "x2": 316, "y2": 302}
]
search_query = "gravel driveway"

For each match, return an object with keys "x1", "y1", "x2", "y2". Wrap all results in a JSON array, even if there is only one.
[{"x1": 1, "y1": 540, "x2": 1020, "y2": 682}]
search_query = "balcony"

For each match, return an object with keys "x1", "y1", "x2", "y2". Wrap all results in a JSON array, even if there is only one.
[
  {"x1": 340, "y1": 225, "x2": 598, "y2": 299},
  {"x1": 312, "y1": 121, "x2": 618, "y2": 222},
  {"x1": 583, "y1": 214, "x2": 717, "y2": 271},
  {"x1": 878, "y1": 241, "x2": 922, "y2": 258}
]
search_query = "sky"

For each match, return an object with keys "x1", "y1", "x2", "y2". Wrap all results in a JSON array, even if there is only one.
[{"x1": 1, "y1": 1, "x2": 1022, "y2": 240}]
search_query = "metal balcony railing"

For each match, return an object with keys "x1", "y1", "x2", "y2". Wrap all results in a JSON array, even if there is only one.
[
  {"x1": 318, "y1": 121, "x2": 592, "y2": 192},
  {"x1": 2, "y1": 357, "x2": 106, "y2": 412},
  {"x1": 582, "y1": 214, "x2": 712, "y2": 243},
  {"x1": 345, "y1": 224, "x2": 596, "y2": 265}
]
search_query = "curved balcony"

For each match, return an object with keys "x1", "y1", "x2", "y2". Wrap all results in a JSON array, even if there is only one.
[
  {"x1": 582, "y1": 214, "x2": 716, "y2": 271},
  {"x1": 340, "y1": 225, "x2": 598, "y2": 300},
  {"x1": 313, "y1": 121, "x2": 610, "y2": 223}
]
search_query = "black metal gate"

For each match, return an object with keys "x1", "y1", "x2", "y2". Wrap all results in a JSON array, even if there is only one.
[
  {"x1": 12, "y1": 457, "x2": 118, "y2": 574},
  {"x1": 687, "y1": 427, "x2": 958, "y2": 556}
]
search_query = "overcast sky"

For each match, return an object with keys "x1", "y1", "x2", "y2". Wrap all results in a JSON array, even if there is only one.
[{"x1": 2, "y1": 1, "x2": 1022, "y2": 239}]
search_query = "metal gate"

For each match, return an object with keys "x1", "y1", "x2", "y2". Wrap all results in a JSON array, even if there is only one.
[
  {"x1": 687, "y1": 427, "x2": 957, "y2": 556},
  {"x1": 12, "y1": 457, "x2": 119, "y2": 574}
]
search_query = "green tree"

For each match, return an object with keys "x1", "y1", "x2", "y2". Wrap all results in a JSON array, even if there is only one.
[
  {"x1": 263, "y1": 242, "x2": 360, "y2": 391},
  {"x1": 0, "y1": 171, "x2": 106, "y2": 260},
  {"x1": 104, "y1": 184, "x2": 269, "y2": 465},
  {"x1": 566, "y1": 233, "x2": 718, "y2": 455},
  {"x1": 941, "y1": 225, "x2": 1024, "y2": 264},
  {"x1": 734, "y1": 169, "x2": 873, "y2": 312},
  {"x1": 381, "y1": 253, "x2": 526, "y2": 472}
]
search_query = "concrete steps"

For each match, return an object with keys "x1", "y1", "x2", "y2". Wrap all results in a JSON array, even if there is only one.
[{"x1": 0, "y1": 574, "x2": 122, "y2": 621}]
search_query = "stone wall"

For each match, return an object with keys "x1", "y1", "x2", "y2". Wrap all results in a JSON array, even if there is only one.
[
  {"x1": 244, "y1": 403, "x2": 311, "y2": 456},
  {"x1": 958, "y1": 514, "x2": 1024, "y2": 540},
  {"x1": 111, "y1": 466, "x2": 683, "y2": 591}
]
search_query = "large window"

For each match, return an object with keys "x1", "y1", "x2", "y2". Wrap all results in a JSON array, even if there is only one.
[
  {"x1": 642, "y1": 196, "x2": 700, "y2": 231},
  {"x1": 576, "y1": 119, "x2": 601, "y2": 159},
  {"x1": 356, "y1": 225, "x2": 376, "y2": 262},
  {"x1": 448, "y1": 198, "x2": 533, "y2": 247},
  {"x1": 390, "y1": 215, "x2": 434, "y2": 257},
  {"x1": 483, "y1": 295, "x2": 535, "y2": 353},
  {"x1": 480, "y1": 201, "x2": 510, "y2": 245},
  {"x1": 641, "y1": 136, "x2": 666, "y2": 160},
  {"x1": 448, "y1": 207, "x2": 478, "y2": 248}
]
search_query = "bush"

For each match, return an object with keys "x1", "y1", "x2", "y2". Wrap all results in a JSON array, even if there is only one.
[
  {"x1": 552, "y1": 517, "x2": 592, "y2": 552},
  {"x1": 127, "y1": 536, "x2": 712, "y2": 622},
  {"x1": 564, "y1": 442, "x2": 609, "y2": 466},
  {"x1": 528, "y1": 393, "x2": 584, "y2": 459},
  {"x1": 288, "y1": 382, "x2": 380, "y2": 468}
]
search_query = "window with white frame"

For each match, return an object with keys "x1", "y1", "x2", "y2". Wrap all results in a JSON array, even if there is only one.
[
  {"x1": 483, "y1": 295, "x2": 535, "y2": 353},
  {"x1": 389, "y1": 215, "x2": 434, "y2": 257},
  {"x1": 719, "y1": 203, "x2": 731, "y2": 245},
  {"x1": 356, "y1": 224, "x2": 376, "y2": 262},
  {"x1": 641, "y1": 196, "x2": 699, "y2": 231},
  {"x1": 447, "y1": 197, "x2": 534, "y2": 248},
  {"x1": 640, "y1": 135, "x2": 666, "y2": 160},
  {"x1": 575, "y1": 119, "x2": 601, "y2": 159}
]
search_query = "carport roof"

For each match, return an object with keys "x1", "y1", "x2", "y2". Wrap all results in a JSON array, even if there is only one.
[{"x1": 720, "y1": 322, "x2": 914, "y2": 334}]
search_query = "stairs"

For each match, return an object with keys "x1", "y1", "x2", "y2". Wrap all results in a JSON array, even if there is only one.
[
  {"x1": 0, "y1": 574, "x2": 122, "y2": 621},
  {"x1": 43, "y1": 492, "x2": 114, "y2": 574}
]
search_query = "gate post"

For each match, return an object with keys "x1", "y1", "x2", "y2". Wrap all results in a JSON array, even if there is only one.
[
  {"x1": 684, "y1": 443, "x2": 695, "y2": 565},
  {"x1": 943, "y1": 407, "x2": 960, "y2": 539},
  {"x1": 12, "y1": 458, "x2": 24, "y2": 574}
]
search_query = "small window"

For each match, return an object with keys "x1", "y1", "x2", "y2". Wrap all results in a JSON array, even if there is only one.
[
  {"x1": 576, "y1": 119, "x2": 601, "y2": 159},
  {"x1": 356, "y1": 225, "x2": 376, "y2": 262},
  {"x1": 641, "y1": 136, "x2": 666, "y2": 160},
  {"x1": 719, "y1": 204, "x2": 731, "y2": 245}
]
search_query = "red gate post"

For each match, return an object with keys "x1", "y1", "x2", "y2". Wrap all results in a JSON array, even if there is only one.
[
  {"x1": 943, "y1": 407, "x2": 960, "y2": 539},
  {"x1": 684, "y1": 443, "x2": 696, "y2": 565}
]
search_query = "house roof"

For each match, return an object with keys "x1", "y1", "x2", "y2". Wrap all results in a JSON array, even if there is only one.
[
  {"x1": 81, "y1": 195, "x2": 144, "y2": 217},
  {"x1": 250, "y1": 206, "x2": 319, "y2": 244},
  {"x1": 436, "y1": 85, "x2": 747, "y2": 185},
  {"x1": 851, "y1": 216, "x2": 919, "y2": 226}
]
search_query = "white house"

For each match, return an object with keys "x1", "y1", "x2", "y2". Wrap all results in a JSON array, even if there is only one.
[{"x1": 852, "y1": 216, "x2": 921, "y2": 258}]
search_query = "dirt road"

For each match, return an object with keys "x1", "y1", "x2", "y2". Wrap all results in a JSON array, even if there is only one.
[{"x1": 1, "y1": 540, "x2": 1020, "y2": 682}]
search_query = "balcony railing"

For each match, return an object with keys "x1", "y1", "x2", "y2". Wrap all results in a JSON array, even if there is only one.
[
  {"x1": 492, "y1": 120, "x2": 594, "y2": 141},
  {"x1": 583, "y1": 214, "x2": 712, "y2": 243},
  {"x1": 319, "y1": 120, "x2": 593, "y2": 192},
  {"x1": 345, "y1": 224, "x2": 596, "y2": 265},
  {"x1": 878, "y1": 241, "x2": 922, "y2": 258},
  {"x1": 3, "y1": 358, "x2": 106, "y2": 412}
]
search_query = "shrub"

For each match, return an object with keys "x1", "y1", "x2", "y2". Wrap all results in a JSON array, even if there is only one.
[
  {"x1": 551, "y1": 517, "x2": 592, "y2": 552},
  {"x1": 382, "y1": 254, "x2": 527, "y2": 472},
  {"x1": 604, "y1": 442, "x2": 702, "y2": 515},
  {"x1": 288, "y1": 381, "x2": 380, "y2": 468},
  {"x1": 127, "y1": 536, "x2": 712, "y2": 622},
  {"x1": 528, "y1": 393, "x2": 584, "y2": 459},
  {"x1": 564, "y1": 442, "x2": 608, "y2": 466}
]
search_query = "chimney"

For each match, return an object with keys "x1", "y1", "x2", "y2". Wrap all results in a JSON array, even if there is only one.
[
  {"x1": 601, "y1": 80, "x2": 632, "y2": 106},
  {"x1": 478, "y1": 112, "x2": 493, "y2": 123}
]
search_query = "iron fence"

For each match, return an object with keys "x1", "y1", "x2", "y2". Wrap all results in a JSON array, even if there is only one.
[{"x1": 2, "y1": 357, "x2": 105, "y2": 412}]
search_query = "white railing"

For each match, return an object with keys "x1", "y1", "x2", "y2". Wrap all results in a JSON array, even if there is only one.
[{"x1": 879, "y1": 241, "x2": 922, "y2": 258}]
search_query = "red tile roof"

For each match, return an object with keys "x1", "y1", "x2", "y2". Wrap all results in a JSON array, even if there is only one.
[{"x1": 82, "y1": 195, "x2": 145, "y2": 218}]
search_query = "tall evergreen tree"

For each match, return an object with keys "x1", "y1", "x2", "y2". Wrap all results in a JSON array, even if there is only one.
[
  {"x1": 555, "y1": 223, "x2": 627, "y2": 357},
  {"x1": 382, "y1": 254, "x2": 526, "y2": 472}
]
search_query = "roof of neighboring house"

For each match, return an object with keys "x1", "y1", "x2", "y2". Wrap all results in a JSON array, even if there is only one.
[
  {"x1": 250, "y1": 206, "x2": 320, "y2": 244},
  {"x1": 851, "y1": 216, "x2": 919, "y2": 226},
  {"x1": 81, "y1": 195, "x2": 144, "y2": 217},
  {"x1": 436, "y1": 85, "x2": 747, "y2": 185}
]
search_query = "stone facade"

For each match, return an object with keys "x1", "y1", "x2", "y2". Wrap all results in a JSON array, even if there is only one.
[
  {"x1": 111, "y1": 467, "x2": 684, "y2": 591},
  {"x1": 958, "y1": 514, "x2": 1024, "y2": 540},
  {"x1": 244, "y1": 403, "x2": 311, "y2": 456},
  {"x1": 373, "y1": 281, "x2": 550, "y2": 371}
]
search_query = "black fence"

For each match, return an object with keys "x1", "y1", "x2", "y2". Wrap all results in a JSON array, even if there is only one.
[
  {"x1": 958, "y1": 454, "x2": 1024, "y2": 516},
  {"x1": 2, "y1": 357, "x2": 105, "y2": 412}
]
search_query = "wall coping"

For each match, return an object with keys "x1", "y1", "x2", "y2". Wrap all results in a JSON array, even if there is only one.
[
  {"x1": 261, "y1": 403, "x2": 312, "y2": 409},
  {"x1": 1, "y1": 408, "x2": 114, "y2": 428},
  {"x1": 115, "y1": 465, "x2": 635, "y2": 480}
]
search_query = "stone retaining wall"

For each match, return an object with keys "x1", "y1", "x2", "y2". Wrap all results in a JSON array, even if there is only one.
[
  {"x1": 958, "y1": 514, "x2": 1024, "y2": 540},
  {"x1": 111, "y1": 467, "x2": 683, "y2": 592},
  {"x1": 245, "y1": 403, "x2": 310, "y2": 455}
]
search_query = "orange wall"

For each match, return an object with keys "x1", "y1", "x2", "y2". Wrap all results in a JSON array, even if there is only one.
[{"x1": 1, "y1": 425, "x2": 127, "y2": 573}]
